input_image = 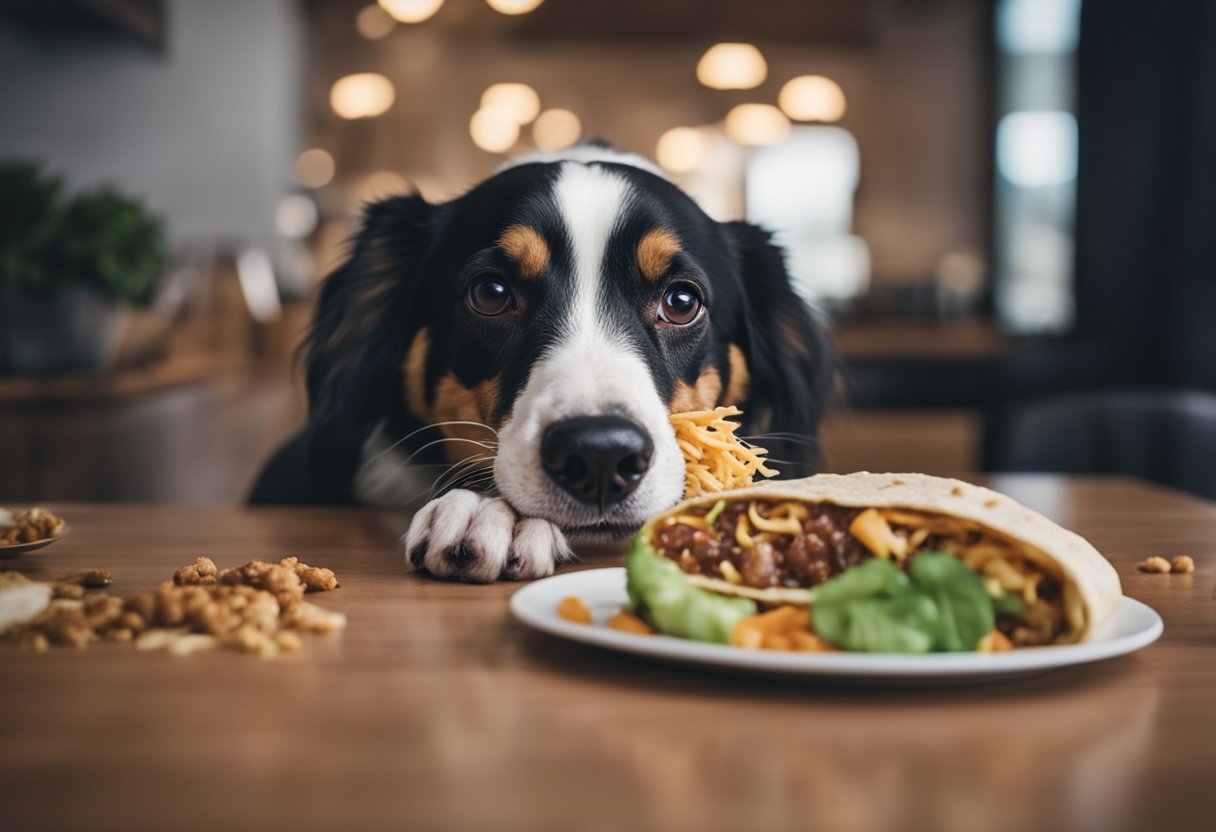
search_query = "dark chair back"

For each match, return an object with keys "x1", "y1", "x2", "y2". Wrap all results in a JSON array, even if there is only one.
[{"x1": 993, "y1": 389, "x2": 1216, "y2": 499}]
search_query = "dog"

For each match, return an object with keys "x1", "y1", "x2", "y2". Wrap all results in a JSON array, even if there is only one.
[{"x1": 251, "y1": 142, "x2": 834, "y2": 583}]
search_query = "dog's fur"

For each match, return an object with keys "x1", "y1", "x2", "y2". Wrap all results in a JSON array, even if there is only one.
[{"x1": 251, "y1": 143, "x2": 834, "y2": 582}]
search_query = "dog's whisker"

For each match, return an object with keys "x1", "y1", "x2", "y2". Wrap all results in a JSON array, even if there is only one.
[
  {"x1": 382, "y1": 445, "x2": 496, "y2": 496},
  {"x1": 429, "y1": 455, "x2": 497, "y2": 498},
  {"x1": 396, "y1": 437, "x2": 499, "y2": 468},
  {"x1": 440, "y1": 471, "x2": 497, "y2": 498},
  {"x1": 740, "y1": 432, "x2": 821, "y2": 446},
  {"x1": 427, "y1": 454, "x2": 497, "y2": 499},
  {"x1": 369, "y1": 421, "x2": 500, "y2": 463},
  {"x1": 396, "y1": 454, "x2": 497, "y2": 507}
]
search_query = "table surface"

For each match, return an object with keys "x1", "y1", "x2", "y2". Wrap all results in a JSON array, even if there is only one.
[{"x1": 2, "y1": 476, "x2": 1214, "y2": 832}]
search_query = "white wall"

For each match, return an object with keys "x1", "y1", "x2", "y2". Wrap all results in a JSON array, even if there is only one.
[{"x1": 0, "y1": 0, "x2": 304, "y2": 253}]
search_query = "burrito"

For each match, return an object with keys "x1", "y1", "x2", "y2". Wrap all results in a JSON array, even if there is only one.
[{"x1": 625, "y1": 473, "x2": 1122, "y2": 652}]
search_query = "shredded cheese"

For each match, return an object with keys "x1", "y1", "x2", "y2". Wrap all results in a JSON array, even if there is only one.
[
  {"x1": 747, "y1": 502, "x2": 804, "y2": 536},
  {"x1": 670, "y1": 406, "x2": 778, "y2": 498},
  {"x1": 849, "y1": 508, "x2": 908, "y2": 561}
]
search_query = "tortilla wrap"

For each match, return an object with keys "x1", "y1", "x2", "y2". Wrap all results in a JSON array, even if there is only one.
[{"x1": 639, "y1": 472, "x2": 1123, "y2": 643}]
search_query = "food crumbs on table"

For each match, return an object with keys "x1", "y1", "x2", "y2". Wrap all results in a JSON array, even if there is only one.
[
  {"x1": 1170, "y1": 555, "x2": 1195, "y2": 574},
  {"x1": 80, "y1": 568, "x2": 112, "y2": 588},
  {"x1": 173, "y1": 556, "x2": 219, "y2": 586},
  {"x1": 52, "y1": 582, "x2": 85, "y2": 600},
  {"x1": 607, "y1": 611, "x2": 653, "y2": 635},
  {"x1": 1139, "y1": 556, "x2": 1172, "y2": 574},
  {"x1": 557, "y1": 595, "x2": 592, "y2": 624},
  {"x1": 1, "y1": 556, "x2": 344, "y2": 659}
]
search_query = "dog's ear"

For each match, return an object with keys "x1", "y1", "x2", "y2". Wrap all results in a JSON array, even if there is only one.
[
  {"x1": 722, "y1": 220, "x2": 837, "y2": 476},
  {"x1": 302, "y1": 193, "x2": 437, "y2": 496}
]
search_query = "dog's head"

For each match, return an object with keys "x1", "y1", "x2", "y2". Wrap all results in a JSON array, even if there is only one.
[{"x1": 305, "y1": 144, "x2": 833, "y2": 536}]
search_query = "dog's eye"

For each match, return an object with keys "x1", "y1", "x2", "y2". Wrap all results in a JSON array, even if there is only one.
[
  {"x1": 467, "y1": 277, "x2": 514, "y2": 316},
  {"x1": 658, "y1": 283, "x2": 704, "y2": 326}
]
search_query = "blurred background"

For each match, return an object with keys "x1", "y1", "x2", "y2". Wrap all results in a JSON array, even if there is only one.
[{"x1": 1, "y1": 0, "x2": 1213, "y2": 503}]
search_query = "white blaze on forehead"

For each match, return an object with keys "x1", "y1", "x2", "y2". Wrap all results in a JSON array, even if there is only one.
[
  {"x1": 554, "y1": 161, "x2": 632, "y2": 338},
  {"x1": 492, "y1": 161, "x2": 686, "y2": 525}
]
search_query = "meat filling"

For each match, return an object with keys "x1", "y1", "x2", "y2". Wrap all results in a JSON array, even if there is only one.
[{"x1": 653, "y1": 501, "x2": 869, "y2": 589}]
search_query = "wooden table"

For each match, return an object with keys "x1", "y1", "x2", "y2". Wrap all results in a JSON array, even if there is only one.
[{"x1": 2, "y1": 476, "x2": 1214, "y2": 832}]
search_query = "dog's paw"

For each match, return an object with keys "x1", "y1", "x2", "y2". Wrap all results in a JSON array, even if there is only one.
[
  {"x1": 503, "y1": 517, "x2": 572, "y2": 581},
  {"x1": 404, "y1": 490, "x2": 572, "y2": 582}
]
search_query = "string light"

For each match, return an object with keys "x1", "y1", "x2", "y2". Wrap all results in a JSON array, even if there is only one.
[
  {"x1": 330, "y1": 73, "x2": 395, "y2": 119},
  {"x1": 532, "y1": 109, "x2": 581, "y2": 150},
  {"x1": 378, "y1": 0, "x2": 443, "y2": 24},
  {"x1": 356, "y1": 4, "x2": 396, "y2": 39},
  {"x1": 778, "y1": 75, "x2": 847, "y2": 122},
  {"x1": 724, "y1": 103, "x2": 790, "y2": 146},
  {"x1": 656, "y1": 127, "x2": 712, "y2": 173},
  {"x1": 480, "y1": 83, "x2": 541, "y2": 125},
  {"x1": 470, "y1": 107, "x2": 521, "y2": 153},
  {"x1": 696, "y1": 43, "x2": 767, "y2": 90},
  {"x1": 296, "y1": 149, "x2": 335, "y2": 188},
  {"x1": 486, "y1": 0, "x2": 545, "y2": 14}
]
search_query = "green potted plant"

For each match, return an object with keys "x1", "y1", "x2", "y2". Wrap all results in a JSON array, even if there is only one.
[{"x1": 0, "y1": 161, "x2": 165, "y2": 375}]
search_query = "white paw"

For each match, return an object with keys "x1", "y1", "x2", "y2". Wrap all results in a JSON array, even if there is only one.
[
  {"x1": 503, "y1": 517, "x2": 572, "y2": 580},
  {"x1": 404, "y1": 490, "x2": 572, "y2": 583}
]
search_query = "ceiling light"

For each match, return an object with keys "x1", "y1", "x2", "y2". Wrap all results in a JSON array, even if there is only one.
[
  {"x1": 655, "y1": 127, "x2": 712, "y2": 173},
  {"x1": 296, "y1": 148, "x2": 336, "y2": 188},
  {"x1": 696, "y1": 43, "x2": 767, "y2": 90},
  {"x1": 470, "y1": 107, "x2": 521, "y2": 153},
  {"x1": 778, "y1": 75, "x2": 847, "y2": 122},
  {"x1": 486, "y1": 0, "x2": 545, "y2": 14},
  {"x1": 480, "y1": 83, "x2": 541, "y2": 125},
  {"x1": 532, "y1": 109, "x2": 581, "y2": 151},
  {"x1": 330, "y1": 73, "x2": 395, "y2": 119},
  {"x1": 724, "y1": 103, "x2": 790, "y2": 146},
  {"x1": 356, "y1": 4, "x2": 396, "y2": 39},
  {"x1": 378, "y1": 0, "x2": 443, "y2": 24}
]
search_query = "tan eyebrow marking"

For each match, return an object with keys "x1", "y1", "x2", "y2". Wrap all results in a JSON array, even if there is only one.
[
  {"x1": 637, "y1": 227, "x2": 682, "y2": 282},
  {"x1": 724, "y1": 343, "x2": 749, "y2": 405},
  {"x1": 670, "y1": 367, "x2": 723, "y2": 413},
  {"x1": 403, "y1": 328, "x2": 430, "y2": 422},
  {"x1": 498, "y1": 224, "x2": 549, "y2": 280}
]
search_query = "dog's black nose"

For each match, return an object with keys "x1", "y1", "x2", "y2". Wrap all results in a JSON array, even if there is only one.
[{"x1": 541, "y1": 415, "x2": 654, "y2": 509}]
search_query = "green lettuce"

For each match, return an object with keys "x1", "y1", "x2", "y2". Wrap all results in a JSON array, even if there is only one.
[
  {"x1": 908, "y1": 553, "x2": 996, "y2": 652},
  {"x1": 625, "y1": 536, "x2": 757, "y2": 644},
  {"x1": 812, "y1": 553, "x2": 996, "y2": 653}
]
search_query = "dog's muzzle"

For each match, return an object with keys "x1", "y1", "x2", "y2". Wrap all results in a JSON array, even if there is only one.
[{"x1": 540, "y1": 415, "x2": 654, "y2": 511}]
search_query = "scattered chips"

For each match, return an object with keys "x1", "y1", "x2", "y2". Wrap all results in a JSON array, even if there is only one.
[
  {"x1": 1138, "y1": 555, "x2": 1195, "y2": 574},
  {"x1": 730, "y1": 605, "x2": 836, "y2": 653},
  {"x1": 607, "y1": 611, "x2": 653, "y2": 635},
  {"x1": 557, "y1": 595, "x2": 592, "y2": 624}
]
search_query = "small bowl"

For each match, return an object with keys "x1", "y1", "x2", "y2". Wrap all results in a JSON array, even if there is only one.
[{"x1": 0, "y1": 526, "x2": 69, "y2": 559}]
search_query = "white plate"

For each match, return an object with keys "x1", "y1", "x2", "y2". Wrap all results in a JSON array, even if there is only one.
[{"x1": 510, "y1": 567, "x2": 1163, "y2": 682}]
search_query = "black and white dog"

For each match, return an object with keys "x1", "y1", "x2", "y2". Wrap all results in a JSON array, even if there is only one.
[{"x1": 252, "y1": 143, "x2": 834, "y2": 583}]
